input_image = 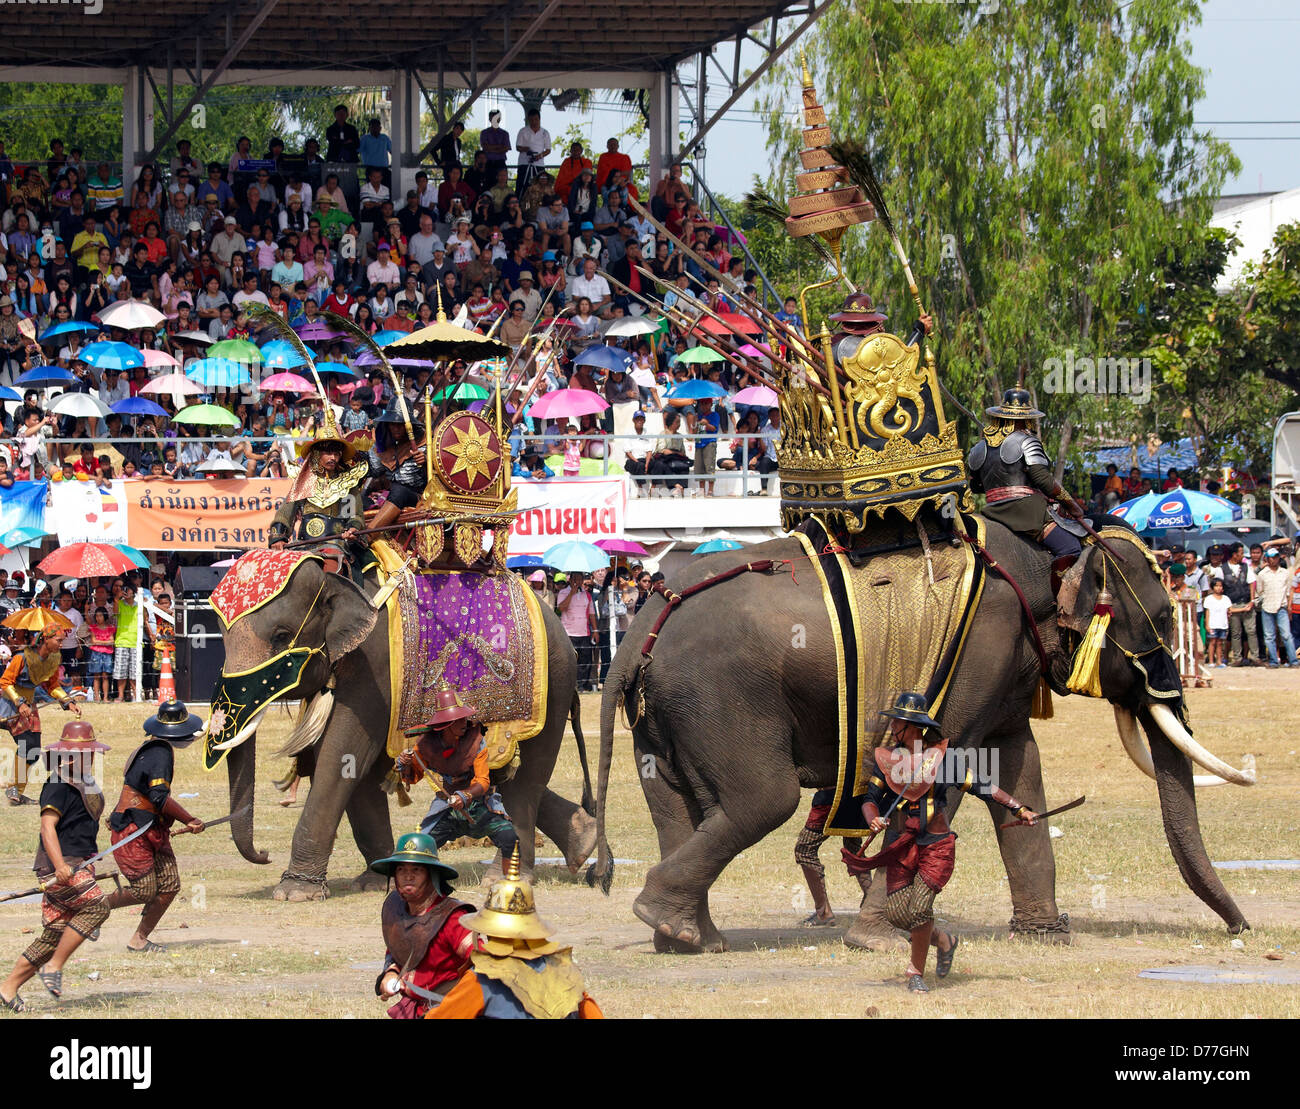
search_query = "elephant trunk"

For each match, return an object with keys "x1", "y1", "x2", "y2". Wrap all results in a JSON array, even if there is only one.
[
  {"x1": 1139, "y1": 708, "x2": 1248, "y2": 934},
  {"x1": 226, "y1": 727, "x2": 270, "y2": 865}
]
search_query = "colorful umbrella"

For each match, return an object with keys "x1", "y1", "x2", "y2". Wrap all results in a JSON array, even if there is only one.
[
  {"x1": 542, "y1": 541, "x2": 610, "y2": 573},
  {"x1": 507, "y1": 555, "x2": 547, "y2": 570},
  {"x1": 259, "y1": 340, "x2": 312, "y2": 370},
  {"x1": 431, "y1": 382, "x2": 489, "y2": 402},
  {"x1": 260, "y1": 372, "x2": 318, "y2": 394},
  {"x1": 111, "y1": 396, "x2": 169, "y2": 418},
  {"x1": 98, "y1": 300, "x2": 165, "y2": 330},
  {"x1": 527, "y1": 388, "x2": 609, "y2": 420},
  {"x1": 208, "y1": 339, "x2": 263, "y2": 364},
  {"x1": 596, "y1": 538, "x2": 649, "y2": 556},
  {"x1": 15, "y1": 366, "x2": 75, "y2": 387},
  {"x1": 295, "y1": 321, "x2": 348, "y2": 343},
  {"x1": 314, "y1": 364, "x2": 360, "y2": 379},
  {"x1": 675, "y1": 346, "x2": 726, "y2": 365},
  {"x1": 38, "y1": 542, "x2": 139, "y2": 578},
  {"x1": 141, "y1": 348, "x2": 180, "y2": 368},
  {"x1": 467, "y1": 399, "x2": 516, "y2": 415},
  {"x1": 50, "y1": 392, "x2": 113, "y2": 419},
  {"x1": 140, "y1": 373, "x2": 204, "y2": 398},
  {"x1": 79, "y1": 341, "x2": 145, "y2": 371},
  {"x1": 573, "y1": 345, "x2": 634, "y2": 372},
  {"x1": 1111, "y1": 489, "x2": 1242, "y2": 532},
  {"x1": 736, "y1": 343, "x2": 773, "y2": 359},
  {"x1": 666, "y1": 380, "x2": 728, "y2": 400},
  {"x1": 114, "y1": 544, "x2": 151, "y2": 569},
  {"x1": 173, "y1": 403, "x2": 241, "y2": 427},
  {"x1": 0, "y1": 527, "x2": 48, "y2": 548},
  {"x1": 38, "y1": 320, "x2": 98, "y2": 343},
  {"x1": 732, "y1": 385, "x2": 780, "y2": 408},
  {"x1": 186, "y1": 358, "x2": 251, "y2": 388},
  {"x1": 694, "y1": 313, "x2": 762, "y2": 336},
  {"x1": 370, "y1": 329, "x2": 408, "y2": 347},
  {"x1": 692, "y1": 539, "x2": 744, "y2": 554},
  {"x1": 1, "y1": 607, "x2": 73, "y2": 633}
]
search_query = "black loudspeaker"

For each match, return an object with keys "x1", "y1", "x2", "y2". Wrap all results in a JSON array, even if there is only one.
[
  {"x1": 174, "y1": 603, "x2": 226, "y2": 704},
  {"x1": 175, "y1": 565, "x2": 228, "y2": 598}
]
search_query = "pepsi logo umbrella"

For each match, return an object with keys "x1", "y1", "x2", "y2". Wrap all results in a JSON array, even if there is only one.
[
  {"x1": 1111, "y1": 489, "x2": 1242, "y2": 532},
  {"x1": 80, "y1": 341, "x2": 145, "y2": 371}
]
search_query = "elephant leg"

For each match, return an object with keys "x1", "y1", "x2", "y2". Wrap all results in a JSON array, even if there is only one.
[
  {"x1": 343, "y1": 756, "x2": 395, "y2": 893},
  {"x1": 987, "y1": 727, "x2": 1067, "y2": 942},
  {"x1": 844, "y1": 872, "x2": 907, "y2": 952},
  {"x1": 638, "y1": 750, "x2": 714, "y2": 954},
  {"x1": 536, "y1": 789, "x2": 598, "y2": 874}
]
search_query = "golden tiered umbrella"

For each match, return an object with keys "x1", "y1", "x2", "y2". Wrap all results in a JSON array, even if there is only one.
[{"x1": 2, "y1": 607, "x2": 74, "y2": 634}]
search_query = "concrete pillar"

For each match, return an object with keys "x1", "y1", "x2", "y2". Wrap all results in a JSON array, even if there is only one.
[
  {"x1": 121, "y1": 66, "x2": 155, "y2": 178},
  {"x1": 647, "y1": 65, "x2": 679, "y2": 188},
  {"x1": 391, "y1": 70, "x2": 420, "y2": 199}
]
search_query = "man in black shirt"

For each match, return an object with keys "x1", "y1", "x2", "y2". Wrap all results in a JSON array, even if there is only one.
[
  {"x1": 104, "y1": 701, "x2": 205, "y2": 953},
  {"x1": 233, "y1": 183, "x2": 275, "y2": 238},
  {"x1": 0, "y1": 722, "x2": 111, "y2": 1009},
  {"x1": 123, "y1": 242, "x2": 158, "y2": 299},
  {"x1": 325, "y1": 104, "x2": 360, "y2": 163},
  {"x1": 396, "y1": 190, "x2": 432, "y2": 239}
]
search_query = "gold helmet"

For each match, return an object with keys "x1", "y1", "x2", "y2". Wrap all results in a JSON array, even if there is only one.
[{"x1": 460, "y1": 846, "x2": 560, "y2": 955}]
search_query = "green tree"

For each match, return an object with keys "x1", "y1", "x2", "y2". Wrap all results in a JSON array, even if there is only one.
[{"x1": 756, "y1": 0, "x2": 1239, "y2": 475}]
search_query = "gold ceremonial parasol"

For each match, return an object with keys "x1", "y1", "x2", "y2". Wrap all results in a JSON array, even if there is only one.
[
  {"x1": 2, "y1": 607, "x2": 74, "y2": 634},
  {"x1": 385, "y1": 300, "x2": 510, "y2": 363}
]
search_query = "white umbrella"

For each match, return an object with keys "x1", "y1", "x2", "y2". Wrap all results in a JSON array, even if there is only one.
[
  {"x1": 99, "y1": 300, "x2": 165, "y2": 330},
  {"x1": 50, "y1": 391, "x2": 113, "y2": 419},
  {"x1": 173, "y1": 329, "x2": 215, "y2": 346},
  {"x1": 605, "y1": 315, "x2": 664, "y2": 337}
]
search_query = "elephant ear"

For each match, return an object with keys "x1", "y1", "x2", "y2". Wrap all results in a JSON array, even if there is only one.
[
  {"x1": 320, "y1": 573, "x2": 380, "y2": 660},
  {"x1": 1057, "y1": 544, "x2": 1102, "y2": 635}
]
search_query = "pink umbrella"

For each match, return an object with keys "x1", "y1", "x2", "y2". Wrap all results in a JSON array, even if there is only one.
[
  {"x1": 296, "y1": 321, "x2": 347, "y2": 342},
  {"x1": 596, "y1": 538, "x2": 649, "y2": 556},
  {"x1": 733, "y1": 385, "x2": 780, "y2": 407},
  {"x1": 259, "y1": 372, "x2": 317, "y2": 394},
  {"x1": 736, "y1": 343, "x2": 772, "y2": 359},
  {"x1": 141, "y1": 348, "x2": 180, "y2": 368},
  {"x1": 140, "y1": 373, "x2": 204, "y2": 397},
  {"x1": 527, "y1": 388, "x2": 610, "y2": 420}
]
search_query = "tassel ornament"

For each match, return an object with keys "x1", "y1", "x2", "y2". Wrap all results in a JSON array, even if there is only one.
[{"x1": 1067, "y1": 590, "x2": 1114, "y2": 697}]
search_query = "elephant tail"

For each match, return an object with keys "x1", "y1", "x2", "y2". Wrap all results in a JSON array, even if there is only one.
[
  {"x1": 587, "y1": 652, "x2": 630, "y2": 895},
  {"x1": 570, "y1": 690, "x2": 595, "y2": 816}
]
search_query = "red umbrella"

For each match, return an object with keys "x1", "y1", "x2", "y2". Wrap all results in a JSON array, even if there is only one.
[
  {"x1": 38, "y1": 542, "x2": 139, "y2": 578},
  {"x1": 694, "y1": 313, "x2": 762, "y2": 336}
]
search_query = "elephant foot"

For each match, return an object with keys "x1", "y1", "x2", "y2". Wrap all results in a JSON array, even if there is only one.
[
  {"x1": 562, "y1": 811, "x2": 599, "y2": 874},
  {"x1": 350, "y1": 870, "x2": 388, "y2": 894},
  {"x1": 272, "y1": 873, "x2": 331, "y2": 902},
  {"x1": 633, "y1": 893, "x2": 727, "y2": 953},
  {"x1": 843, "y1": 919, "x2": 907, "y2": 952},
  {"x1": 1008, "y1": 912, "x2": 1071, "y2": 944}
]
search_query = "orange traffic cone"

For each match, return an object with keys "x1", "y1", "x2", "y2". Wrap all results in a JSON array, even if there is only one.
[{"x1": 157, "y1": 648, "x2": 177, "y2": 704}]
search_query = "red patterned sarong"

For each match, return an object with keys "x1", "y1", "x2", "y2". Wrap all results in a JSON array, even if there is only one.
[
  {"x1": 112, "y1": 820, "x2": 173, "y2": 879},
  {"x1": 886, "y1": 832, "x2": 955, "y2": 896}
]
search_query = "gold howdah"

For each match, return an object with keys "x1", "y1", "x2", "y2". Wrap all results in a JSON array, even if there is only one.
[{"x1": 777, "y1": 331, "x2": 969, "y2": 532}]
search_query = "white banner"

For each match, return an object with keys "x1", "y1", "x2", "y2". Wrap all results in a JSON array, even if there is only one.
[
  {"x1": 507, "y1": 477, "x2": 626, "y2": 555},
  {"x1": 48, "y1": 478, "x2": 129, "y2": 545}
]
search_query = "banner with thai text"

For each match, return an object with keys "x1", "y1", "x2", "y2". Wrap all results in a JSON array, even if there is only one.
[
  {"x1": 48, "y1": 479, "x2": 129, "y2": 545},
  {"x1": 507, "y1": 477, "x2": 626, "y2": 555},
  {"x1": 125, "y1": 479, "x2": 290, "y2": 550}
]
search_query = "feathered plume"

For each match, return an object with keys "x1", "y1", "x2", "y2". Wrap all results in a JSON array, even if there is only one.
[
  {"x1": 828, "y1": 140, "x2": 895, "y2": 241},
  {"x1": 744, "y1": 187, "x2": 837, "y2": 269},
  {"x1": 244, "y1": 303, "x2": 328, "y2": 399},
  {"x1": 320, "y1": 310, "x2": 415, "y2": 438}
]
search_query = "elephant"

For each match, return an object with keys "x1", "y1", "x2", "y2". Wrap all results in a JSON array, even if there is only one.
[
  {"x1": 590, "y1": 513, "x2": 1253, "y2": 952},
  {"x1": 214, "y1": 555, "x2": 600, "y2": 901}
]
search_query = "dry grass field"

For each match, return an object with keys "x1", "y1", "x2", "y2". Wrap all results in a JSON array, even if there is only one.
[{"x1": 0, "y1": 671, "x2": 1296, "y2": 1019}]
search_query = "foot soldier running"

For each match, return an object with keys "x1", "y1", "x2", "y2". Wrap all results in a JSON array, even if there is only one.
[
  {"x1": 843, "y1": 693, "x2": 1038, "y2": 992},
  {"x1": 104, "y1": 701, "x2": 205, "y2": 953},
  {"x1": 795, "y1": 788, "x2": 869, "y2": 927},
  {"x1": 967, "y1": 388, "x2": 1086, "y2": 561},
  {"x1": 1, "y1": 631, "x2": 81, "y2": 806},
  {"x1": 396, "y1": 683, "x2": 520, "y2": 863},
  {"x1": 430, "y1": 846, "x2": 604, "y2": 1019},
  {"x1": 0, "y1": 722, "x2": 111, "y2": 1012},
  {"x1": 370, "y1": 832, "x2": 474, "y2": 1018}
]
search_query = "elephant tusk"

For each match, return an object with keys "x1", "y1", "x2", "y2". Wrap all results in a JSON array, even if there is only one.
[
  {"x1": 1147, "y1": 703, "x2": 1256, "y2": 786},
  {"x1": 1193, "y1": 753, "x2": 1256, "y2": 789},
  {"x1": 211, "y1": 710, "x2": 266, "y2": 753},
  {"x1": 1114, "y1": 706, "x2": 1155, "y2": 780}
]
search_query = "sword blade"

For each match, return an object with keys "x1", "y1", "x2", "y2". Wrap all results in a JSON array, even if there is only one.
[
  {"x1": 1040, "y1": 795, "x2": 1086, "y2": 820},
  {"x1": 77, "y1": 818, "x2": 154, "y2": 872},
  {"x1": 172, "y1": 805, "x2": 251, "y2": 834}
]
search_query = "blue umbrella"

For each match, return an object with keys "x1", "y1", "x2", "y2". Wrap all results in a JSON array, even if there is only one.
[
  {"x1": 114, "y1": 544, "x2": 151, "y2": 570},
  {"x1": 692, "y1": 538, "x2": 744, "y2": 554},
  {"x1": 371, "y1": 329, "x2": 407, "y2": 347},
  {"x1": 1112, "y1": 489, "x2": 1242, "y2": 532},
  {"x1": 38, "y1": 320, "x2": 98, "y2": 343},
  {"x1": 111, "y1": 396, "x2": 169, "y2": 418},
  {"x1": 186, "y1": 357, "x2": 252, "y2": 388},
  {"x1": 0, "y1": 386, "x2": 22, "y2": 401},
  {"x1": 573, "y1": 345, "x2": 633, "y2": 373},
  {"x1": 542, "y1": 541, "x2": 609, "y2": 573},
  {"x1": 259, "y1": 340, "x2": 311, "y2": 370},
  {"x1": 0, "y1": 527, "x2": 49, "y2": 548},
  {"x1": 79, "y1": 341, "x2": 145, "y2": 371},
  {"x1": 14, "y1": 366, "x2": 75, "y2": 387},
  {"x1": 507, "y1": 554, "x2": 547, "y2": 570},
  {"x1": 315, "y1": 364, "x2": 360, "y2": 379},
  {"x1": 667, "y1": 379, "x2": 729, "y2": 400}
]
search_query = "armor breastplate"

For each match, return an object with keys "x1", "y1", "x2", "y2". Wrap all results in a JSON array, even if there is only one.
[
  {"x1": 381, "y1": 890, "x2": 470, "y2": 973},
  {"x1": 969, "y1": 430, "x2": 1049, "y2": 495}
]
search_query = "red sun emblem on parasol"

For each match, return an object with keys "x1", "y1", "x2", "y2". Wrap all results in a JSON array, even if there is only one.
[{"x1": 433, "y1": 413, "x2": 502, "y2": 495}]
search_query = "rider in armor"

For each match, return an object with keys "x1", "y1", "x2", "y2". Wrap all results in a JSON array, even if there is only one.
[
  {"x1": 365, "y1": 397, "x2": 427, "y2": 534},
  {"x1": 967, "y1": 389, "x2": 1085, "y2": 559}
]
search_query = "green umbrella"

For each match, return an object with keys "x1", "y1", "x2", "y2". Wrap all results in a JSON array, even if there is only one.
[
  {"x1": 173, "y1": 403, "x2": 241, "y2": 427},
  {"x1": 432, "y1": 382, "x2": 490, "y2": 402},
  {"x1": 208, "y1": 339, "x2": 263, "y2": 364},
  {"x1": 676, "y1": 346, "x2": 726, "y2": 365}
]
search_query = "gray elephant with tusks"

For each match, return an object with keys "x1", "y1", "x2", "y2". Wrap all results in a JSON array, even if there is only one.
[
  {"x1": 206, "y1": 554, "x2": 599, "y2": 901},
  {"x1": 589, "y1": 514, "x2": 1254, "y2": 952}
]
